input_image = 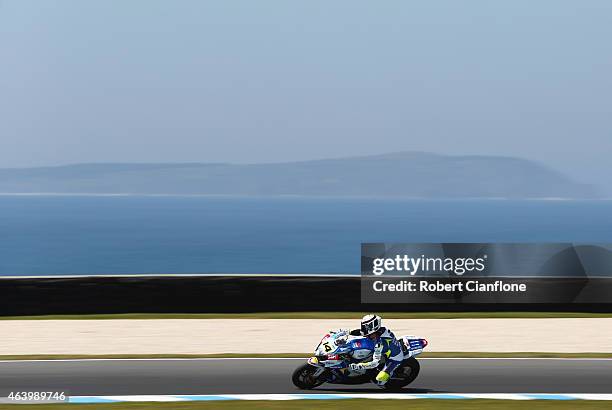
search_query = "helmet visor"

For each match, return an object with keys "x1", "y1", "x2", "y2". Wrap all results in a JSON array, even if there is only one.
[{"x1": 361, "y1": 319, "x2": 378, "y2": 335}]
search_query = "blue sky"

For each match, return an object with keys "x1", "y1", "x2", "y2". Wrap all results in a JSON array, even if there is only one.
[{"x1": 1, "y1": 1, "x2": 611, "y2": 190}]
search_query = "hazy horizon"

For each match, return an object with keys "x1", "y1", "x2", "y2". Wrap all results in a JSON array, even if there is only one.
[
  {"x1": 0, "y1": 150, "x2": 583, "y2": 168},
  {"x1": 0, "y1": 150, "x2": 604, "y2": 195},
  {"x1": 2, "y1": 1, "x2": 612, "y2": 191}
]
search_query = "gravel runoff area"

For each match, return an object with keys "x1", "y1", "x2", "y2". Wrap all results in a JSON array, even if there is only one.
[{"x1": 2, "y1": 319, "x2": 611, "y2": 355}]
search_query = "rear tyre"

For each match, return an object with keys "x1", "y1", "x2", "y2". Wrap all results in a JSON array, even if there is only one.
[
  {"x1": 383, "y1": 357, "x2": 421, "y2": 391},
  {"x1": 292, "y1": 363, "x2": 325, "y2": 390}
]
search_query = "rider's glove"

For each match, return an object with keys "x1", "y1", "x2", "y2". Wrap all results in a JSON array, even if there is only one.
[{"x1": 349, "y1": 363, "x2": 363, "y2": 371}]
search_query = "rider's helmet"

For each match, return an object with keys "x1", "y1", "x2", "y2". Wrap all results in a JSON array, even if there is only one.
[{"x1": 360, "y1": 314, "x2": 382, "y2": 336}]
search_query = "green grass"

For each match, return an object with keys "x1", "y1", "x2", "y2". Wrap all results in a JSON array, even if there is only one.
[
  {"x1": 0, "y1": 352, "x2": 610, "y2": 361},
  {"x1": 1, "y1": 312, "x2": 611, "y2": 320},
  {"x1": 0, "y1": 400, "x2": 611, "y2": 410}
]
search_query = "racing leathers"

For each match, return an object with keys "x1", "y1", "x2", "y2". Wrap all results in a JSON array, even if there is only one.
[{"x1": 349, "y1": 327, "x2": 404, "y2": 386}]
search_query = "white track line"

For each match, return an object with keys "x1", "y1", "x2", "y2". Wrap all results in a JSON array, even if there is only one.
[{"x1": 66, "y1": 393, "x2": 612, "y2": 402}]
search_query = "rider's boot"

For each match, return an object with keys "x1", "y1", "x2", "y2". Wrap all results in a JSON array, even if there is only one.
[{"x1": 374, "y1": 370, "x2": 390, "y2": 388}]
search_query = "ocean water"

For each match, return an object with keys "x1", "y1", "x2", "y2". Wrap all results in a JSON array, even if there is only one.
[{"x1": 0, "y1": 196, "x2": 611, "y2": 276}]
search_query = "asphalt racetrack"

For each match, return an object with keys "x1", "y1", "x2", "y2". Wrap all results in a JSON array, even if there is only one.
[{"x1": 0, "y1": 358, "x2": 610, "y2": 396}]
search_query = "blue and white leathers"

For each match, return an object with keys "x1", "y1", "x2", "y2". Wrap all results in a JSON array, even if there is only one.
[{"x1": 355, "y1": 328, "x2": 404, "y2": 385}]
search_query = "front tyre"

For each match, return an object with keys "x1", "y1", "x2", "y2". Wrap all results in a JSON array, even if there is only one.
[
  {"x1": 292, "y1": 363, "x2": 326, "y2": 390},
  {"x1": 383, "y1": 357, "x2": 421, "y2": 391}
]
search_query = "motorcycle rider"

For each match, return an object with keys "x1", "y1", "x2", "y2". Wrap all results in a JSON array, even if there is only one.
[{"x1": 348, "y1": 314, "x2": 404, "y2": 387}]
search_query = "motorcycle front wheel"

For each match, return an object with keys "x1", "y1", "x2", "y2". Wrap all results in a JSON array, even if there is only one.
[{"x1": 291, "y1": 363, "x2": 326, "y2": 389}]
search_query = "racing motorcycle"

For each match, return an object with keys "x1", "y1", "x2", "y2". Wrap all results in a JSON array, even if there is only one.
[{"x1": 292, "y1": 329, "x2": 427, "y2": 391}]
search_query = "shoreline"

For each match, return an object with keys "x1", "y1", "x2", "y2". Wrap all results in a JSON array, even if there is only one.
[{"x1": 1, "y1": 193, "x2": 609, "y2": 200}]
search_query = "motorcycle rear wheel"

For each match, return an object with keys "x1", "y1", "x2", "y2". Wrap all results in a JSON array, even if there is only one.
[
  {"x1": 383, "y1": 357, "x2": 421, "y2": 391},
  {"x1": 292, "y1": 363, "x2": 326, "y2": 389}
]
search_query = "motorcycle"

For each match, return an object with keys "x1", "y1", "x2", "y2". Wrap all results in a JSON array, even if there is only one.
[{"x1": 292, "y1": 329, "x2": 427, "y2": 391}]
